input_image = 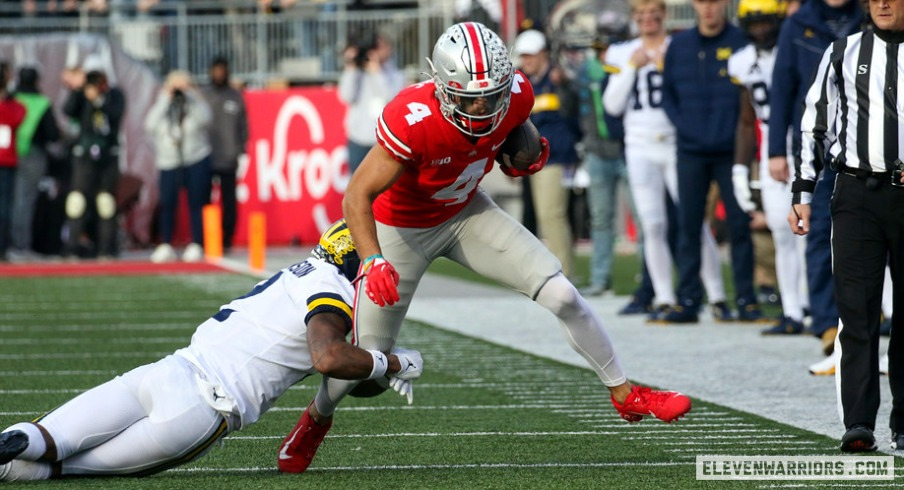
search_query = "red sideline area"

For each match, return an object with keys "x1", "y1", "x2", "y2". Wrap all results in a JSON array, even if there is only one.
[{"x1": 0, "y1": 261, "x2": 229, "y2": 277}]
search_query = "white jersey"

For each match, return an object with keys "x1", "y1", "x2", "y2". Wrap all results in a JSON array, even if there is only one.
[
  {"x1": 728, "y1": 44, "x2": 775, "y2": 125},
  {"x1": 175, "y1": 257, "x2": 354, "y2": 429},
  {"x1": 602, "y1": 37, "x2": 675, "y2": 147}
]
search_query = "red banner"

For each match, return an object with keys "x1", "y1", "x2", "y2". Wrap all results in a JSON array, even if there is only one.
[{"x1": 233, "y1": 88, "x2": 350, "y2": 245}]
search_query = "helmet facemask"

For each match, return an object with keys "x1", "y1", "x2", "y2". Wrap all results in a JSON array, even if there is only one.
[{"x1": 429, "y1": 22, "x2": 514, "y2": 138}]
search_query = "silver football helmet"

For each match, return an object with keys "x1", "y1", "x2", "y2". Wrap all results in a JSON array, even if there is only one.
[{"x1": 428, "y1": 22, "x2": 514, "y2": 138}]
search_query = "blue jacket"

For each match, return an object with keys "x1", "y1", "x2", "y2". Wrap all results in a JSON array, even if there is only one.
[
  {"x1": 662, "y1": 24, "x2": 748, "y2": 155},
  {"x1": 767, "y1": 0, "x2": 863, "y2": 158},
  {"x1": 529, "y1": 67, "x2": 582, "y2": 165}
]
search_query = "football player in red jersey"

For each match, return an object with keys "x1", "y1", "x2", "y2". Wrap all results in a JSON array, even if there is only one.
[{"x1": 277, "y1": 22, "x2": 693, "y2": 474}]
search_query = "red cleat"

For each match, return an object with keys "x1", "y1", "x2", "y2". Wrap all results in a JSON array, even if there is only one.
[
  {"x1": 611, "y1": 385, "x2": 692, "y2": 423},
  {"x1": 277, "y1": 407, "x2": 332, "y2": 473}
]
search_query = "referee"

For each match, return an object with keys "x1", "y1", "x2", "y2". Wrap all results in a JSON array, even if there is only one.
[{"x1": 790, "y1": 0, "x2": 904, "y2": 453}]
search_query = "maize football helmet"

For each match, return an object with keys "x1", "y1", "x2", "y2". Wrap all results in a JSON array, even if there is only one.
[
  {"x1": 311, "y1": 219, "x2": 360, "y2": 282},
  {"x1": 429, "y1": 22, "x2": 514, "y2": 138},
  {"x1": 737, "y1": 0, "x2": 786, "y2": 50}
]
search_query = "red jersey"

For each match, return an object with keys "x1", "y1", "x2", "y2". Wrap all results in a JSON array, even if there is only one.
[
  {"x1": 0, "y1": 97, "x2": 26, "y2": 167},
  {"x1": 374, "y1": 72, "x2": 534, "y2": 228}
]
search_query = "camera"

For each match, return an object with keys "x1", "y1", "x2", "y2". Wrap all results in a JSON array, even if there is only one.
[
  {"x1": 350, "y1": 32, "x2": 378, "y2": 69},
  {"x1": 171, "y1": 88, "x2": 187, "y2": 105}
]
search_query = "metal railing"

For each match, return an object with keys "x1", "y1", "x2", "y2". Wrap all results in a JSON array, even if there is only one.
[{"x1": 0, "y1": 0, "x2": 713, "y2": 86}]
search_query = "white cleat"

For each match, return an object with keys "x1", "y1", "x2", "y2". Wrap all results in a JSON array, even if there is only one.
[{"x1": 808, "y1": 352, "x2": 838, "y2": 376}]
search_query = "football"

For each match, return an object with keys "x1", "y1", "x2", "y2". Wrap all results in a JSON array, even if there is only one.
[
  {"x1": 348, "y1": 376, "x2": 390, "y2": 398},
  {"x1": 496, "y1": 120, "x2": 542, "y2": 172}
]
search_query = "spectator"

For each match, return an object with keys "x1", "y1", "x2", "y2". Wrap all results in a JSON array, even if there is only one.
[
  {"x1": 0, "y1": 61, "x2": 26, "y2": 262},
  {"x1": 768, "y1": 0, "x2": 863, "y2": 371},
  {"x1": 514, "y1": 29, "x2": 582, "y2": 277},
  {"x1": 604, "y1": 0, "x2": 729, "y2": 321},
  {"x1": 10, "y1": 65, "x2": 62, "y2": 258},
  {"x1": 658, "y1": 0, "x2": 766, "y2": 323},
  {"x1": 61, "y1": 64, "x2": 126, "y2": 259},
  {"x1": 338, "y1": 30, "x2": 405, "y2": 174},
  {"x1": 574, "y1": 22, "x2": 631, "y2": 296},
  {"x1": 201, "y1": 56, "x2": 247, "y2": 254},
  {"x1": 728, "y1": 0, "x2": 807, "y2": 335},
  {"x1": 145, "y1": 70, "x2": 212, "y2": 263}
]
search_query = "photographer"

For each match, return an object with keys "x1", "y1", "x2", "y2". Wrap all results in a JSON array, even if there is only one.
[
  {"x1": 337, "y1": 30, "x2": 405, "y2": 173},
  {"x1": 61, "y1": 65, "x2": 126, "y2": 259},
  {"x1": 145, "y1": 70, "x2": 212, "y2": 263}
]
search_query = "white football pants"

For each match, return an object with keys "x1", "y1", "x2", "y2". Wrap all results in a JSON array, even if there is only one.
[{"x1": 1, "y1": 356, "x2": 228, "y2": 480}]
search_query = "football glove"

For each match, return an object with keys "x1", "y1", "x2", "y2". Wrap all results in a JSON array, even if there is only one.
[
  {"x1": 392, "y1": 347, "x2": 423, "y2": 380},
  {"x1": 362, "y1": 255, "x2": 400, "y2": 307},
  {"x1": 499, "y1": 137, "x2": 550, "y2": 178},
  {"x1": 389, "y1": 376, "x2": 414, "y2": 405},
  {"x1": 732, "y1": 164, "x2": 756, "y2": 213}
]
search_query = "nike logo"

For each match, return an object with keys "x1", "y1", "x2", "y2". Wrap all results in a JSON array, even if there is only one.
[
  {"x1": 278, "y1": 429, "x2": 300, "y2": 460},
  {"x1": 491, "y1": 141, "x2": 504, "y2": 151}
]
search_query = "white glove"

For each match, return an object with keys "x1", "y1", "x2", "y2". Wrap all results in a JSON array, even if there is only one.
[
  {"x1": 732, "y1": 164, "x2": 756, "y2": 213},
  {"x1": 389, "y1": 376, "x2": 414, "y2": 405},
  {"x1": 391, "y1": 347, "x2": 423, "y2": 381}
]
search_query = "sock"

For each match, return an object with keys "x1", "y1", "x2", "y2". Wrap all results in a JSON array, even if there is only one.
[
  {"x1": 0, "y1": 460, "x2": 52, "y2": 481},
  {"x1": 4, "y1": 423, "x2": 46, "y2": 461}
]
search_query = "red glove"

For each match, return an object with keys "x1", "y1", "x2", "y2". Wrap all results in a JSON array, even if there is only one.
[
  {"x1": 362, "y1": 255, "x2": 400, "y2": 307},
  {"x1": 499, "y1": 137, "x2": 550, "y2": 177}
]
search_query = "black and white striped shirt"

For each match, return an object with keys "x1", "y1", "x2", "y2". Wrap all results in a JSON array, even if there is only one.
[{"x1": 793, "y1": 28, "x2": 904, "y2": 204}]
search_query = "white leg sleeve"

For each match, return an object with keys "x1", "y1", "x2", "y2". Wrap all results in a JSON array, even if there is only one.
[{"x1": 535, "y1": 273, "x2": 627, "y2": 386}]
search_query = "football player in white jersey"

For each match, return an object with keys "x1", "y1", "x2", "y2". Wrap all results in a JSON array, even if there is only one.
[
  {"x1": 603, "y1": 0, "x2": 728, "y2": 321},
  {"x1": 728, "y1": 0, "x2": 808, "y2": 335},
  {"x1": 0, "y1": 220, "x2": 424, "y2": 481}
]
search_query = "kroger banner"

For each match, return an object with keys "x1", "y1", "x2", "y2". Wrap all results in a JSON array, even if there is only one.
[{"x1": 234, "y1": 88, "x2": 350, "y2": 245}]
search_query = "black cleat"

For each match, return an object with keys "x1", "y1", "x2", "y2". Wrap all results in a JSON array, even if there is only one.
[
  {"x1": 0, "y1": 430, "x2": 28, "y2": 465},
  {"x1": 840, "y1": 425, "x2": 878, "y2": 453}
]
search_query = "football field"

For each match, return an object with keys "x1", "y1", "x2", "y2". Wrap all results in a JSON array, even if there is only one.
[{"x1": 0, "y1": 269, "x2": 901, "y2": 488}]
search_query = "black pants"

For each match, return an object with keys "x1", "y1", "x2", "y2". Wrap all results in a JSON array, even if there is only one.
[
  {"x1": 832, "y1": 172, "x2": 904, "y2": 432},
  {"x1": 66, "y1": 157, "x2": 119, "y2": 257},
  {"x1": 211, "y1": 168, "x2": 237, "y2": 249}
]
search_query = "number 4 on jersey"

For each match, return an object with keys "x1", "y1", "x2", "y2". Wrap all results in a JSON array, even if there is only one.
[{"x1": 431, "y1": 159, "x2": 487, "y2": 205}]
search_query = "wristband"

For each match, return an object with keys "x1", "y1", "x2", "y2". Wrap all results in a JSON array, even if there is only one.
[
  {"x1": 363, "y1": 254, "x2": 383, "y2": 268},
  {"x1": 367, "y1": 350, "x2": 389, "y2": 379}
]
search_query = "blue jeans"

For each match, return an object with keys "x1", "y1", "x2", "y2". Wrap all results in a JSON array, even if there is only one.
[
  {"x1": 0, "y1": 167, "x2": 15, "y2": 256},
  {"x1": 585, "y1": 152, "x2": 631, "y2": 288},
  {"x1": 158, "y1": 156, "x2": 211, "y2": 245}
]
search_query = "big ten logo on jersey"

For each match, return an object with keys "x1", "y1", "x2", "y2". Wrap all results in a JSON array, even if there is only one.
[{"x1": 431, "y1": 156, "x2": 452, "y2": 166}]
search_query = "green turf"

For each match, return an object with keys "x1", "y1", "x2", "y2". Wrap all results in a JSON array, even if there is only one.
[{"x1": 0, "y1": 274, "x2": 896, "y2": 488}]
